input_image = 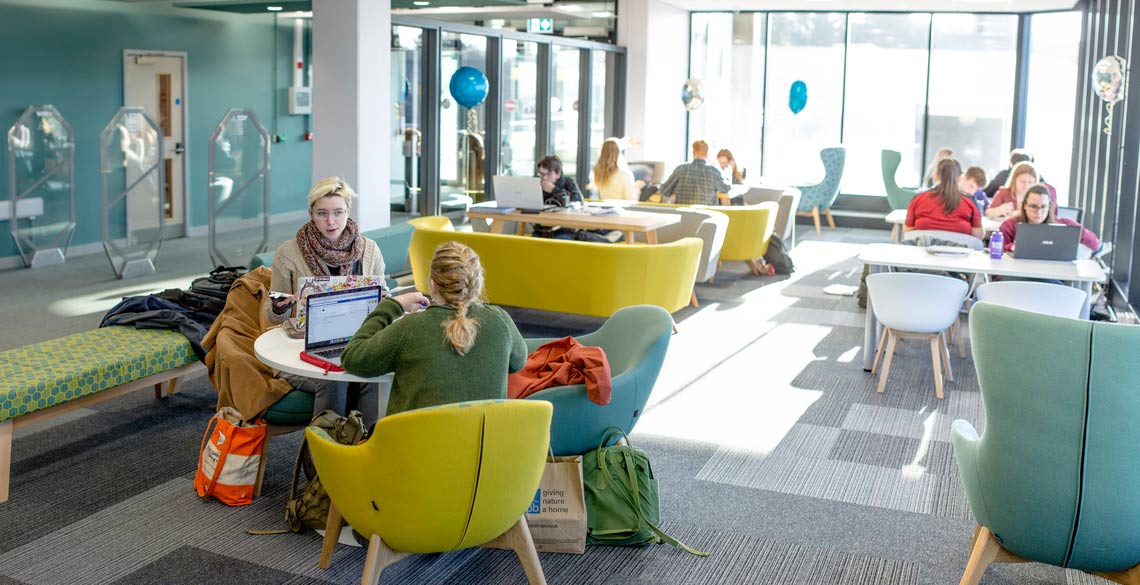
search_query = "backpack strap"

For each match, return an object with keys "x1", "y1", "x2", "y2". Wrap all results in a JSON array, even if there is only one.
[{"x1": 245, "y1": 431, "x2": 310, "y2": 536}]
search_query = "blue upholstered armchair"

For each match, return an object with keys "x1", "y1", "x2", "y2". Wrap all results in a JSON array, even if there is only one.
[
  {"x1": 523, "y1": 305, "x2": 672, "y2": 456},
  {"x1": 953, "y1": 302, "x2": 1140, "y2": 585},
  {"x1": 794, "y1": 147, "x2": 846, "y2": 234},
  {"x1": 881, "y1": 149, "x2": 919, "y2": 211}
]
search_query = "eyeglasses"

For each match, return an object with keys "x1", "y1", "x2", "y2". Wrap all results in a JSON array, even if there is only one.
[
  {"x1": 537, "y1": 169, "x2": 555, "y2": 178},
  {"x1": 313, "y1": 209, "x2": 348, "y2": 220},
  {"x1": 1025, "y1": 204, "x2": 1050, "y2": 211}
]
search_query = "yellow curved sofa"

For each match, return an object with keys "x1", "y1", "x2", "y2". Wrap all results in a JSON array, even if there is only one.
[
  {"x1": 408, "y1": 216, "x2": 702, "y2": 317},
  {"x1": 634, "y1": 201, "x2": 778, "y2": 277}
]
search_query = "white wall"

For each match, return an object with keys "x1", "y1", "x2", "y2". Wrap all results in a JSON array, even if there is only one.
[
  {"x1": 312, "y1": 0, "x2": 391, "y2": 231},
  {"x1": 618, "y1": 0, "x2": 690, "y2": 170}
]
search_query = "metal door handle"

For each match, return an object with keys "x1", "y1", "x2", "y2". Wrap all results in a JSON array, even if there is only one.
[{"x1": 173, "y1": 142, "x2": 185, "y2": 155}]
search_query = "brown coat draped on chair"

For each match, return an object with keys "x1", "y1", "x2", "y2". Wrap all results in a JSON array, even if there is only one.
[
  {"x1": 508, "y1": 336, "x2": 612, "y2": 405},
  {"x1": 201, "y1": 267, "x2": 292, "y2": 421}
]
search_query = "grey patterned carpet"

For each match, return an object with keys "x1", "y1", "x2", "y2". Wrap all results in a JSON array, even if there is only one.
[{"x1": 0, "y1": 228, "x2": 1108, "y2": 584}]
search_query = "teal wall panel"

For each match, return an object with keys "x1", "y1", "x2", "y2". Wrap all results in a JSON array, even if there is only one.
[{"x1": 0, "y1": 1, "x2": 313, "y2": 260}]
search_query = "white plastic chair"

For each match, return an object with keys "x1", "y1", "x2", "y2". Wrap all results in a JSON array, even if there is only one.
[
  {"x1": 974, "y1": 281, "x2": 1088, "y2": 319},
  {"x1": 901, "y1": 229, "x2": 985, "y2": 250},
  {"x1": 867, "y1": 272, "x2": 969, "y2": 399}
]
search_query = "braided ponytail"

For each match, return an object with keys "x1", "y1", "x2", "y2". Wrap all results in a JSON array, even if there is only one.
[{"x1": 430, "y1": 242, "x2": 485, "y2": 355}]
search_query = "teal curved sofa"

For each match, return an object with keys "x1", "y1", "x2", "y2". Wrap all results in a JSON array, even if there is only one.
[
  {"x1": 954, "y1": 302, "x2": 1140, "y2": 584},
  {"x1": 881, "y1": 149, "x2": 919, "y2": 211},
  {"x1": 794, "y1": 146, "x2": 846, "y2": 234},
  {"x1": 523, "y1": 305, "x2": 672, "y2": 456}
]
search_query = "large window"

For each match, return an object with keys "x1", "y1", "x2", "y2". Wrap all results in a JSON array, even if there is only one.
[
  {"x1": 441, "y1": 33, "x2": 488, "y2": 202},
  {"x1": 1025, "y1": 11, "x2": 1082, "y2": 204},
  {"x1": 587, "y1": 49, "x2": 612, "y2": 186},
  {"x1": 552, "y1": 45, "x2": 581, "y2": 181},
  {"x1": 842, "y1": 13, "x2": 930, "y2": 195},
  {"x1": 926, "y1": 14, "x2": 1018, "y2": 188},
  {"x1": 761, "y1": 13, "x2": 846, "y2": 185},
  {"x1": 501, "y1": 39, "x2": 538, "y2": 177},
  {"x1": 390, "y1": 26, "x2": 423, "y2": 213}
]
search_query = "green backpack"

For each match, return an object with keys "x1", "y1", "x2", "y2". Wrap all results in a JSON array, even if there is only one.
[
  {"x1": 248, "y1": 409, "x2": 367, "y2": 535},
  {"x1": 582, "y1": 428, "x2": 707, "y2": 556}
]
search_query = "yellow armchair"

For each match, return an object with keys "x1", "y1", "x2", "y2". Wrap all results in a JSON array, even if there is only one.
[
  {"x1": 697, "y1": 202, "x2": 778, "y2": 276},
  {"x1": 307, "y1": 399, "x2": 552, "y2": 584}
]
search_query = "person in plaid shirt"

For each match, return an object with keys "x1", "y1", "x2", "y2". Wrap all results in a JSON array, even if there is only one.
[{"x1": 658, "y1": 140, "x2": 730, "y2": 205}]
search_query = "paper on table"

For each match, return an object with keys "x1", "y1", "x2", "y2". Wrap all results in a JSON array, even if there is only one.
[{"x1": 823, "y1": 284, "x2": 858, "y2": 297}]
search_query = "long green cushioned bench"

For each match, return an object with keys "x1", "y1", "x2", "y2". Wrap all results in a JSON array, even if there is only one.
[{"x1": 0, "y1": 326, "x2": 205, "y2": 503}]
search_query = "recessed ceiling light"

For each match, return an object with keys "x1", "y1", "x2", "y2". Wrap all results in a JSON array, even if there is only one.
[
  {"x1": 267, "y1": 5, "x2": 283, "y2": 11},
  {"x1": 413, "y1": 0, "x2": 430, "y2": 5},
  {"x1": 591, "y1": 10, "x2": 613, "y2": 17}
]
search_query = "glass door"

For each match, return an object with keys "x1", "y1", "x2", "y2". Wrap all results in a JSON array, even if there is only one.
[
  {"x1": 501, "y1": 39, "x2": 538, "y2": 178},
  {"x1": 551, "y1": 45, "x2": 581, "y2": 182},
  {"x1": 391, "y1": 26, "x2": 424, "y2": 214},
  {"x1": 441, "y1": 33, "x2": 489, "y2": 203}
]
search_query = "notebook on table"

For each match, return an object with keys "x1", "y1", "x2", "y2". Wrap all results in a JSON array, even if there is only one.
[
  {"x1": 300, "y1": 285, "x2": 383, "y2": 372},
  {"x1": 1012, "y1": 223, "x2": 1082, "y2": 261}
]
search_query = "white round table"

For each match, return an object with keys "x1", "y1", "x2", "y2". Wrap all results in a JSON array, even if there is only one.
[{"x1": 254, "y1": 327, "x2": 393, "y2": 386}]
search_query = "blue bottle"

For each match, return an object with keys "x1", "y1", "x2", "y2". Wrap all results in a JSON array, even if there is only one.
[{"x1": 989, "y1": 231, "x2": 1004, "y2": 259}]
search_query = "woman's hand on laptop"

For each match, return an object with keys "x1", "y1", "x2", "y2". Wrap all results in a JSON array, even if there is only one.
[{"x1": 393, "y1": 291, "x2": 432, "y2": 313}]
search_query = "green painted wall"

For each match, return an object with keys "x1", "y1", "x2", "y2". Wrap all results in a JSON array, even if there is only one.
[{"x1": 0, "y1": 1, "x2": 313, "y2": 260}]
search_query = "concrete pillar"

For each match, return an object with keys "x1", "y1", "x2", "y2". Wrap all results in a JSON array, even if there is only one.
[
  {"x1": 617, "y1": 0, "x2": 690, "y2": 170},
  {"x1": 312, "y1": 0, "x2": 391, "y2": 231}
]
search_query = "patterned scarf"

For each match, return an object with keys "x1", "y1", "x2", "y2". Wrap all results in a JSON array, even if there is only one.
[{"x1": 295, "y1": 217, "x2": 363, "y2": 276}]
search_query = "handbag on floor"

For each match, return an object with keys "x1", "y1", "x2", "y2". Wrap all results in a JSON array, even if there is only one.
[
  {"x1": 194, "y1": 407, "x2": 267, "y2": 507},
  {"x1": 582, "y1": 428, "x2": 707, "y2": 556},
  {"x1": 524, "y1": 453, "x2": 588, "y2": 554}
]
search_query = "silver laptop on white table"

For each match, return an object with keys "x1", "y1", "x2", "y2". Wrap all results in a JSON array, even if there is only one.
[{"x1": 491, "y1": 175, "x2": 551, "y2": 213}]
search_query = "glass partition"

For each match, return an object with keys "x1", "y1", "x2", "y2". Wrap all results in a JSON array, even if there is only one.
[
  {"x1": 587, "y1": 49, "x2": 613, "y2": 187},
  {"x1": 391, "y1": 26, "x2": 424, "y2": 214},
  {"x1": 552, "y1": 45, "x2": 581, "y2": 181},
  {"x1": 208, "y1": 108, "x2": 270, "y2": 267},
  {"x1": 1025, "y1": 11, "x2": 1082, "y2": 204},
  {"x1": 441, "y1": 33, "x2": 488, "y2": 204},
  {"x1": 99, "y1": 107, "x2": 164, "y2": 278},
  {"x1": 6, "y1": 105, "x2": 75, "y2": 268},
  {"x1": 500, "y1": 39, "x2": 538, "y2": 178}
]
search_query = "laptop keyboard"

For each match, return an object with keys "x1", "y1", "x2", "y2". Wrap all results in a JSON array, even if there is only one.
[{"x1": 313, "y1": 347, "x2": 344, "y2": 360}]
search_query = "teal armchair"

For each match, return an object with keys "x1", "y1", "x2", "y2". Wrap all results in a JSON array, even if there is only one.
[
  {"x1": 881, "y1": 150, "x2": 919, "y2": 211},
  {"x1": 795, "y1": 147, "x2": 846, "y2": 234},
  {"x1": 954, "y1": 302, "x2": 1140, "y2": 585},
  {"x1": 523, "y1": 305, "x2": 672, "y2": 456}
]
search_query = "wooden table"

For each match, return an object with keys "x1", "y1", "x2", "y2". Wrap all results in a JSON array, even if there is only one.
[
  {"x1": 467, "y1": 204, "x2": 681, "y2": 244},
  {"x1": 884, "y1": 209, "x2": 1002, "y2": 242},
  {"x1": 858, "y1": 243, "x2": 1107, "y2": 371}
]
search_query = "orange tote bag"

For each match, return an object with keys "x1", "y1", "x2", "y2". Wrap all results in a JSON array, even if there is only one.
[{"x1": 194, "y1": 407, "x2": 267, "y2": 506}]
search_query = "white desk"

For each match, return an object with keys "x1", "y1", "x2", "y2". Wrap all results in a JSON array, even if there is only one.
[
  {"x1": 859, "y1": 243, "x2": 1107, "y2": 371},
  {"x1": 884, "y1": 209, "x2": 1002, "y2": 241},
  {"x1": 254, "y1": 327, "x2": 393, "y2": 386}
]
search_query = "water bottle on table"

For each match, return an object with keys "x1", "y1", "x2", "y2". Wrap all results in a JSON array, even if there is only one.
[{"x1": 989, "y1": 231, "x2": 1004, "y2": 260}]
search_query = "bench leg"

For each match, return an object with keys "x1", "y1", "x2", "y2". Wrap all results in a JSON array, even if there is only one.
[{"x1": 0, "y1": 419, "x2": 11, "y2": 504}]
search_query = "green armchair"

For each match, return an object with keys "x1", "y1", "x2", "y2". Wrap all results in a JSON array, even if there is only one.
[
  {"x1": 523, "y1": 305, "x2": 672, "y2": 456},
  {"x1": 953, "y1": 302, "x2": 1140, "y2": 584},
  {"x1": 881, "y1": 149, "x2": 919, "y2": 211}
]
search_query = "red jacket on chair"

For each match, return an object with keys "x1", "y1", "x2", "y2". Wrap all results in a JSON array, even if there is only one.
[{"x1": 508, "y1": 336, "x2": 613, "y2": 405}]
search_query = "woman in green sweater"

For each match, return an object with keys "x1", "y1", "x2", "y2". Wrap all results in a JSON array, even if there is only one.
[{"x1": 341, "y1": 241, "x2": 527, "y2": 421}]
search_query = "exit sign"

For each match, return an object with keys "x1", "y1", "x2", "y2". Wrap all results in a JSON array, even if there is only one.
[{"x1": 527, "y1": 18, "x2": 553, "y2": 34}]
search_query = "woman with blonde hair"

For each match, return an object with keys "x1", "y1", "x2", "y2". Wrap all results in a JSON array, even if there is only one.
[
  {"x1": 923, "y1": 147, "x2": 955, "y2": 188},
  {"x1": 263, "y1": 177, "x2": 386, "y2": 424},
  {"x1": 341, "y1": 241, "x2": 527, "y2": 416},
  {"x1": 591, "y1": 138, "x2": 638, "y2": 200},
  {"x1": 986, "y1": 161, "x2": 1057, "y2": 219}
]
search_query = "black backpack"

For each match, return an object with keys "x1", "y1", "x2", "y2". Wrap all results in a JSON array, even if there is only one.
[
  {"x1": 190, "y1": 265, "x2": 248, "y2": 301},
  {"x1": 763, "y1": 234, "x2": 796, "y2": 274}
]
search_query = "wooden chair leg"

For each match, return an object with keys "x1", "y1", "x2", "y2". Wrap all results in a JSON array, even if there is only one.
[
  {"x1": 484, "y1": 516, "x2": 548, "y2": 585},
  {"x1": 0, "y1": 419, "x2": 12, "y2": 504},
  {"x1": 930, "y1": 336, "x2": 944, "y2": 399},
  {"x1": 955, "y1": 318, "x2": 967, "y2": 358},
  {"x1": 253, "y1": 433, "x2": 270, "y2": 498},
  {"x1": 877, "y1": 331, "x2": 898, "y2": 394},
  {"x1": 319, "y1": 502, "x2": 344, "y2": 569},
  {"x1": 811, "y1": 206, "x2": 822, "y2": 234},
  {"x1": 745, "y1": 259, "x2": 763, "y2": 276},
  {"x1": 871, "y1": 326, "x2": 889, "y2": 375},
  {"x1": 940, "y1": 332, "x2": 954, "y2": 382},
  {"x1": 960, "y1": 525, "x2": 1002, "y2": 585},
  {"x1": 824, "y1": 208, "x2": 836, "y2": 229},
  {"x1": 690, "y1": 291, "x2": 699, "y2": 308},
  {"x1": 360, "y1": 534, "x2": 408, "y2": 585}
]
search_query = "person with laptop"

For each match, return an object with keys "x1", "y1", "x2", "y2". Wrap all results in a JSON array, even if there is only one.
[
  {"x1": 997, "y1": 185, "x2": 1100, "y2": 254},
  {"x1": 537, "y1": 155, "x2": 583, "y2": 207},
  {"x1": 263, "y1": 177, "x2": 387, "y2": 422},
  {"x1": 340, "y1": 241, "x2": 527, "y2": 421}
]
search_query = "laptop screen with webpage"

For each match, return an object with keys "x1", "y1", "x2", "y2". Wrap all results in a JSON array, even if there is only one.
[{"x1": 304, "y1": 286, "x2": 382, "y2": 351}]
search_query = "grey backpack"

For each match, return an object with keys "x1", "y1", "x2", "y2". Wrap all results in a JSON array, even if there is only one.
[{"x1": 763, "y1": 234, "x2": 796, "y2": 274}]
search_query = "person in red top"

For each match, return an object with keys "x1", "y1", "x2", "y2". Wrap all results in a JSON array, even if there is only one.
[
  {"x1": 998, "y1": 185, "x2": 1100, "y2": 253},
  {"x1": 905, "y1": 158, "x2": 984, "y2": 238}
]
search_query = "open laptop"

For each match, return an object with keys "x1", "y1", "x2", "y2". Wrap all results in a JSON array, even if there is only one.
[
  {"x1": 301, "y1": 285, "x2": 382, "y2": 368},
  {"x1": 1012, "y1": 223, "x2": 1082, "y2": 261},
  {"x1": 491, "y1": 175, "x2": 553, "y2": 212}
]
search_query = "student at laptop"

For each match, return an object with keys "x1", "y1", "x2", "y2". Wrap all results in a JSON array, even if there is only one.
[
  {"x1": 341, "y1": 242, "x2": 527, "y2": 421},
  {"x1": 998, "y1": 185, "x2": 1099, "y2": 253},
  {"x1": 263, "y1": 177, "x2": 387, "y2": 422},
  {"x1": 537, "y1": 155, "x2": 583, "y2": 207},
  {"x1": 904, "y1": 158, "x2": 984, "y2": 239}
]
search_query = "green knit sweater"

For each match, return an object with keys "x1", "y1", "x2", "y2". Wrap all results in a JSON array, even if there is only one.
[{"x1": 340, "y1": 297, "x2": 527, "y2": 416}]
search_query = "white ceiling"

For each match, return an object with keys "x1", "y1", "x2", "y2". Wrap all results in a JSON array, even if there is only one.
[{"x1": 655, "y1": 0, "x2": 1079, "y2": 12}]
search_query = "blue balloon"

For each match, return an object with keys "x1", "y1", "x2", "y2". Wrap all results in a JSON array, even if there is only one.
[
  {"x1": 789, "y1": 80, "x2": 808, "y2": 115},
  {"x1": 449, "y1": 66, "x2": 489, "y2": 109}
]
